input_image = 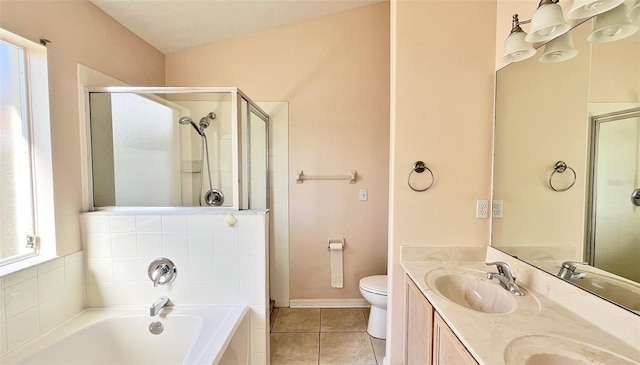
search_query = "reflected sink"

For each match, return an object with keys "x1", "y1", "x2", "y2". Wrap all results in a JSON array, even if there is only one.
[
  {"x1": 504, "y1": 335, "x2": 638, "y2": 365},
  {"x1": 571, "y1": 273, "x2": 640, "y2": 312},
  {"x1": 429, "y1": 272, "x2": 516, "y2": 314}
]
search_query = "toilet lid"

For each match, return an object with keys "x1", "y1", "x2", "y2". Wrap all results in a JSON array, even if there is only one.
[{"x1": 360, "y1": 275, "x2": 387, "y2": 295}]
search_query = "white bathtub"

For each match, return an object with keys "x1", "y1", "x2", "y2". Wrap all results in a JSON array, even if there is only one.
[{"x1": 0, "y1": 305, "x2": 249, "y2": 365}]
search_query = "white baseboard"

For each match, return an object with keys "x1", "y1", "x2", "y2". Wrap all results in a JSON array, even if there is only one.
[{"x1": 288, "y1": 298, "x2": 370, "y2": 308}]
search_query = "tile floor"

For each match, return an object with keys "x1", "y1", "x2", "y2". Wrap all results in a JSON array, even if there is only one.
[{"x1": 270, "y1": 308, "x2": 386, "y2": 365}]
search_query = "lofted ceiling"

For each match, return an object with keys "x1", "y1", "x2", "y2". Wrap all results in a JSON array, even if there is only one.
[{"x1": 90, "y1": 0, "x2": 385, "y2": 54}]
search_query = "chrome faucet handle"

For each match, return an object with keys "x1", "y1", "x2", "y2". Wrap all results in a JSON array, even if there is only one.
[
  {"x1": 557, "y1": 261, "x2": 588, "y2": 281},
  {"x1": 485, "y1": 261, "x2": 516, "y2": 281},
  {"x1": 148, "y1": 258, "x2": 177, "y2": 287},
  {"x1": 486, "y1": 262, "x2": 525, "y2": 296},
  {"x1": 561, "y1": 261, "x2": 588, "y2": 271}
]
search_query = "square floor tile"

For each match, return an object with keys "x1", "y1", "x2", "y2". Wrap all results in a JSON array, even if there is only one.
[
  {"x1": 319, "y1": 332, "x2": 377, "y2": 365},
  {"x1": 271, "y1": 332, "x2": 319, "y2": 365},
  {"x1": 321, "y1": 308, "x2": 367, "y2": 332},
  {"x1": 272, "y1": 308, "x2": 320, "y2": 333}
]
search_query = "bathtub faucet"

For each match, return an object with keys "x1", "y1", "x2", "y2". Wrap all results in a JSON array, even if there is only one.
[{"x1": 150, "y1": 296, "x2": 170, "y2": 316}]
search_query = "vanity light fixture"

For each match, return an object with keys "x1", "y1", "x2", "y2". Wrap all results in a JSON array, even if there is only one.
[
  {"x1": 567, "y1": 0, "x2": 624, "y2": 20},
  {"x1": 539, "y1": 32, "x2": 578, "y2": 62},
  {"x1": 501, "y1": 14, "x2": 537, "y2": 63},
  {"x1": 587, "y1": 3, "x2": 639, "y2": 42},
  {"x1": 524, "y1": 0, "x2": 571, "y2": 42}
]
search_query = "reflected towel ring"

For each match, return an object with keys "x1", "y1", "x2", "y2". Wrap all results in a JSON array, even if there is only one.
[
  {"x1": 549, "y1": 161, "x2": 576, "y2": 192},
  {"x1": 408, "y1": 161, "x2": 435, "y2": 192}
]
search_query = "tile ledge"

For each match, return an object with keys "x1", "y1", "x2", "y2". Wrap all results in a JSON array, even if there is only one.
[{"x1": 0, "y1": 255, "x2": 60, "y2": 278}]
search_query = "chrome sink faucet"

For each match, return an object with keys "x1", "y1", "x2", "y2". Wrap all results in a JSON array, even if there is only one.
[
  {"x1": 150, "y1": 296, "x2": 170, "y2": 317},
  {"x1": 486, "y1": 261, "x2": 525, "y2": 296},
  {"x1": 557, "y1": 261, "x2": 588, "y2": 281}
]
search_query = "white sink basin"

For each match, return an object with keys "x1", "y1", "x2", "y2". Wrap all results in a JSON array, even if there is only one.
[
  {"x1": 425, "y1": 270, "x2": 516, "y2": 314},
  {"x1": 571, "y1": 273, "x2": 640, "y2": 312},
  {"x1": 504, "y1": 335, "x2": 638, "y2": 365}
]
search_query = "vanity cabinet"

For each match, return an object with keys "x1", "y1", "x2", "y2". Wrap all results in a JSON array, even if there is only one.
[
  {"x1": 405, "y1": 275, "x2": 477, "y2": 365},
  {"x1": 405, "y1": 275, "x2": 433, "y2": 364},
  {"x1": 433, "y1": 312, "x2": 477, "y2": 365}
]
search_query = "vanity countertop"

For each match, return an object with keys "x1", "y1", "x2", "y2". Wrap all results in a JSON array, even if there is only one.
[{"x1": 402, "y1": 260, "x2": 640, "y2": 365}]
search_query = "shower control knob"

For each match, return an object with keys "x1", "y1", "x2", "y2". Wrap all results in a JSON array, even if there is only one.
[
  {"x1": 632, "y1": 188, "x2": 640, "y2": 207},
  {"x1": 148, "y1": 258, "x2": 177, "y2": 287}
]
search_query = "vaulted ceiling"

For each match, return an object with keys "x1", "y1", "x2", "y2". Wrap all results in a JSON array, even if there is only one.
[{"x1": 90, "y1": 0, "x2": 385, "y2": 54}]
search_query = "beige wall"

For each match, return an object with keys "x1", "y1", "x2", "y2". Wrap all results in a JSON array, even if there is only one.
[
  {"x1": 0, "y1": 0, "x2": 165, "y2": 255},
  {"x1": 389, "y1": 0, "x2": 496, "y2": 362},
  {"x1": 166, "y1": 3, "x2": 391, "y2": 301}
]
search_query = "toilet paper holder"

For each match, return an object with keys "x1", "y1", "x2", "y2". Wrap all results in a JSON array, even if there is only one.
[{"x1": 328, "y1": 238, "x2": 345, "y2": 250}]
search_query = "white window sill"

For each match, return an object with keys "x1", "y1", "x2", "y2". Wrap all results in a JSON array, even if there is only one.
[{"x1": 0, "y1": 255, "x2": 60, "y2": 278}]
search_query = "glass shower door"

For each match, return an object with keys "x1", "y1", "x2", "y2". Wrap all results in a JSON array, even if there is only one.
[
  {"x1": 590, "y1": 108, "x2": 640, "y2": 282},
  {"x1": 239, "y1": 94, "x2": 269, "y2": 210}
]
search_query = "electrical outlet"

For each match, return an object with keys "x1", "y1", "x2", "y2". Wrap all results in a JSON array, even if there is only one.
[
  {"x1": 359, "y1": 189, "x2": 368, "y2": 201},
  {"x1": 492, "y1": 200, "x2": 503, "y2": 218},
  {"x1": 476, "y1": 200, "x2": 488, "y2": 219}
]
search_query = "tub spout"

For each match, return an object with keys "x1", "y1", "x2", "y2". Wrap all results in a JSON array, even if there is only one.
[{"x1": 150, "y1": 296, "x2": 170, "y2": 316}]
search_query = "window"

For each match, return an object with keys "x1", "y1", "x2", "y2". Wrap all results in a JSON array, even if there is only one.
[{"x1": 0, "y1": 29, "x2": 55, "y2": 267}]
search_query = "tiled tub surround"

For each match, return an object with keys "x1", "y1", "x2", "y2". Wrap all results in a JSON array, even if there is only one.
[
  {"x1": 0, "y1": 252, "x2": 85, "y2": 355},
  {"x1": 402, "y1": 256, "x2": 640, "y2": 364},
  {"x1": 80, "y1": 210, "x2": 269, "y2": 364}
]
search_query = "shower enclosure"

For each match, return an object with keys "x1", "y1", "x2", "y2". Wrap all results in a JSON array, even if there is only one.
[
  {"x1": 588, "y1": 107, "x2": 640, "y2": 282},
  {"x1": 87, "y1": 87, "x2": 269, "y2": 210}
]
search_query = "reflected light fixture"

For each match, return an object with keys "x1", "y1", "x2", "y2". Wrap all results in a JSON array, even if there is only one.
[
  {"x1": 525, "y1": 0, "x2": 571, "y2": 42},
  {"x1": 587, "y1": 3, "x2": 640, "y2": 42},
  {"x1": 567, "y1": 0, "x2": 624, "y2": 20},
  {"x1": 501, "y1": 14, "x2": 537, "y2": 63},
  {"x1": 539, "y1": 32, "x2": 578, "y2": 63}
]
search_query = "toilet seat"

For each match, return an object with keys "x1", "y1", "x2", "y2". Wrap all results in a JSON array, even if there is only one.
[{"x1": 359, "y1": 275, "x2": 387, "y2": 296}]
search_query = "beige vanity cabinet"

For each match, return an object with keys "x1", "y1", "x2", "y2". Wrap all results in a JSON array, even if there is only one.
[
  {"x1": 433, "y1": 312, "x2": 477, "y2": 365},
  {"x1": 405, "y1": 275, "x2": 477, "y2": 365},
  {"x1": 405, "y1": 275, "x2": 433, "y2": 364}
]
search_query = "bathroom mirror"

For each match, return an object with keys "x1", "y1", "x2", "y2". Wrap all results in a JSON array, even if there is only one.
[
  {"x1": 87, "y1": 87, "x2": 269, "y2": 210},
  {"x1": 492, "y1": 16, "x2": 640, "y2": 313}
]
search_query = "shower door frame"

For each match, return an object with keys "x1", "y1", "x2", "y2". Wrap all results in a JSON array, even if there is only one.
[
  {"x1": 586, "y1": 107, "x2": 640, "y2": 274},
  {"x1": 84, "y1": 86, "x2": 270, "y2": 210}
]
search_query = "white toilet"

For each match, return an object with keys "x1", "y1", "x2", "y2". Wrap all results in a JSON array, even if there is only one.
[{"x1": 359, "y1": 275, "x2": 388, "y2": 339}]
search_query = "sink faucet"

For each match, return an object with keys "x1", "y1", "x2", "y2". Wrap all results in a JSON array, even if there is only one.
[
  {"x1": 486, "y1": 262, "x2": 525, "y2": 296},
  {"x1": 557, "y1": 261, "x2": 588, "y2": 281},
  {"x1": 150, "y1": 296, "x2": 170, "y2": 316}
]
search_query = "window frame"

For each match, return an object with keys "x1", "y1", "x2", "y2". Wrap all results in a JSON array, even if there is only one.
[{"x1": 0, "y1": 28, "x2": 56, "y2": 273}]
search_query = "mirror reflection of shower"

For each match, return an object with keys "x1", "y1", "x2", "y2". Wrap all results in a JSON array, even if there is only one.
[{"x1": 178, "y1": 113, "x2": 224, "y2": 206}]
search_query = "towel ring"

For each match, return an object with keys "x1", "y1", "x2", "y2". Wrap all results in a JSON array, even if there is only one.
[
  {"x1": 549, "y1": 161, "x2": 576, "y2": 192},
  {"x1": 408, "y1": 161, "x2": 434, "y2": 192}
]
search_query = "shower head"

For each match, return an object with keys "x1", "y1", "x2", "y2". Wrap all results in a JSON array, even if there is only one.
[
  {"x1": 178, "y1": 116, "x2": 204, "y2": 136},
  {"x1": 178, "y1": 116, "x2": 193, "y2": 125}
]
